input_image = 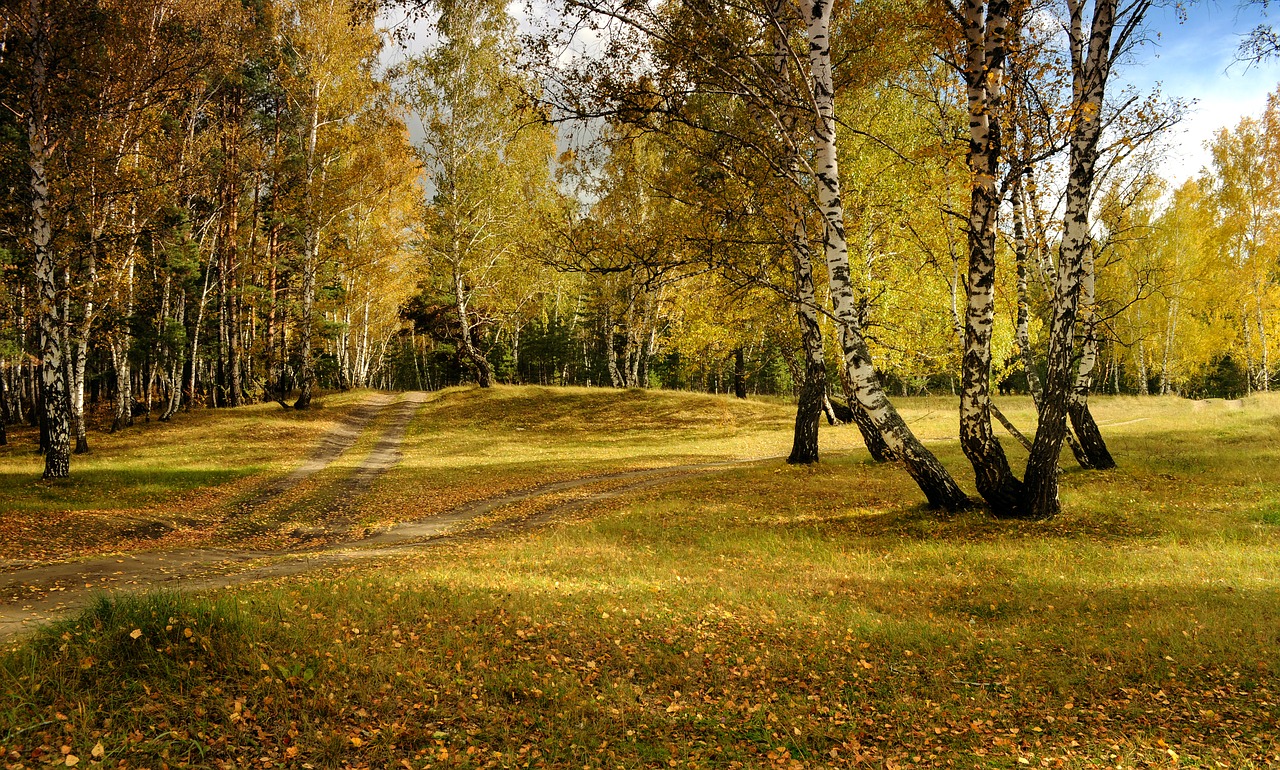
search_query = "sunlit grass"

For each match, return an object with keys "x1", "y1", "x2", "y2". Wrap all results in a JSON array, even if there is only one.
[
  {"x1": 0, "y1": 391, "x2": 370, "y2": 560},
  {"x1": 1, "y1": 388, "x2": 1278, "y2": 767}
]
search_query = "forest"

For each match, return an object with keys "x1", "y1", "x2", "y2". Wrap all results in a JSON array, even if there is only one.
[
  {"x1": 2, "y1": 0, "x2": 1280, "y2": 766},
  {"x1": 2, "y1": 0, "x2": 1278, "y2": 509}
]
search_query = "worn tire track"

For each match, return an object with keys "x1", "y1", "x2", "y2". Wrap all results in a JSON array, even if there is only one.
[
  {"x1": 234, "y1": 393, "x2": 397, "y2": 512},
  {"x1": 0, "y1": 453, "x2": 776, "y2": 640}
]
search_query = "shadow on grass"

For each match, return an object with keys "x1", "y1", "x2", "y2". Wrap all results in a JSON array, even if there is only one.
[
  {"x1": 0, "y1": 467, "x2": 253, "y2": 512},
  {"x1": 423, "y1": 385, "x2": 789, "y2": 434}
]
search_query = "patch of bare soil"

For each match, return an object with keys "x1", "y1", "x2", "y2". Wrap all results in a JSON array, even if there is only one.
[{"x1": 0, "y1": 450, "x2": 776, "y2": 641}]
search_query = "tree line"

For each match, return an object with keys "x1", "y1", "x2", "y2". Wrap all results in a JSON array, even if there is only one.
[{"x1": 2, "y1": 0, "x2": 1277, "y2": 519}]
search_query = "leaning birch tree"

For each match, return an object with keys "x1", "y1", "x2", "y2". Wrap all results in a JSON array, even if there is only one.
[
  {"x1": 798, "y1": 0, "x2": 969, "y2": 508},
  {"x1": 1023, "y1": 0, "x2": 1150, "y2": 518}
]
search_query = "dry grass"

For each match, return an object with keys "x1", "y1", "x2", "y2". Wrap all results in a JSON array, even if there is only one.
[{"x1": 1, "y1": 388, "x2": 1278, "y2": 768}]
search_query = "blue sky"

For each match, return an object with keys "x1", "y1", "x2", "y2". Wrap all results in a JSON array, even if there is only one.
[{"x1": 1126, "y1": 1, "x2": 1280, "y2": 184}]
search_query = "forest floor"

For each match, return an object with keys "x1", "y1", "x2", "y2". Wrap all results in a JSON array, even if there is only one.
[{"x1": 0, "y1": 387, "x2": 1277, "y2": 769}]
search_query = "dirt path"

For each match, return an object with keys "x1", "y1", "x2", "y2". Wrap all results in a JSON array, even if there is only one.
[
  {"x1": 0, "y1": 452, "x2": 774, "y2": 641},
  {"x1": 347, "y1": 391, "x2": 428, "y2": 491},
  {"x1": 234, "y1": 393, "x2": 397, "y2": 510}
]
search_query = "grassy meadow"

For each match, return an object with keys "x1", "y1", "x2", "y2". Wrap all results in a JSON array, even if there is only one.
[{"x1": 0, "y1": 387, "x2": 1277, "y2": 768}]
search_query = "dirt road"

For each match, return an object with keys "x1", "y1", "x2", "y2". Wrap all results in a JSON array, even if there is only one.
[{"x1": 0, "y1": 393, "x2": 772, "y2": 640}]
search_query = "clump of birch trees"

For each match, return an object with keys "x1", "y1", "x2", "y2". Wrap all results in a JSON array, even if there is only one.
[{"x1": 2, "y1": 0, "x2": 1278, "y2": 521}]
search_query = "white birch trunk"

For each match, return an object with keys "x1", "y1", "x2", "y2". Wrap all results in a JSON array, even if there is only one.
[
  {"x1": 800, "y1": 0, "x2": 967, "y2": 508},
  {"x1": 27, "y1": 0, "x2": 69, "y2": 478},
  {"x1": 1159, "y1": 298, "x2": 1178, "y2": 395},
  {"x1": 957, "y1": 0, "x2": 1027, "y2": 516},
  {"x1": 295, "y1": 83, "x2": 322, "y2": 409},
  {"x1": 1024, "y1": 0, "x2": 1130, "y2": 517}
]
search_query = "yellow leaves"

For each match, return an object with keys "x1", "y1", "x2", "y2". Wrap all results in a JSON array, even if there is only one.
[
  {"x1": 128, "y1": 629, "x2": 142, "y2": 640},
  {"x1": 350, "y1": 736, "x2": 364, "y2": 747},
  {"x1": 91, "y1": 742, "x2": 105, "y2": 759}
]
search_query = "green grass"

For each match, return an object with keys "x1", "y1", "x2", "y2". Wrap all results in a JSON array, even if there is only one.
[
  {"x1": 1, "y1": 388, "x2": 1278, "y2": 768},
  {"x1": 0, "y1": 391, "x2": 371, "y2": 560}
]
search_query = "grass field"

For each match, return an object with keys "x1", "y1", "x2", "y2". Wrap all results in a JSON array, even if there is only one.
[{"x1": 1, "y1": 387, "x2": 1277, "y2": 769}]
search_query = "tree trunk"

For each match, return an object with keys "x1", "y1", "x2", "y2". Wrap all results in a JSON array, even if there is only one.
[
  {"x1": 295, "y1": 84, "x2": 322, "y2": 410},
  {"x1": 800, "y1": 0, "x2": 968, "y2": 510},
  {"x1": 1024, "y1": 0, "x2": 1124, "y2": 519},
  {"x1": 28, "y1": 1, "x2": 70, "y2": 478},
  {"x1": 1159, "y1": 299, "x2": 1177, "y2": 394},
  {"x1": 1135, "y1": 341, "x2": 1149, "y2": 395},
  {"x1": 1012, "y1": 178, "x2": 1092, "y2": 469},
  {"x1": 958, "y1": 0, "x2": 1026, "y2": 517},
  {"x1": 1067, "y1": 243, "x2": 1115, "y2": 469},
  {"x1": 71, "y1": 247, "x2": 97, "y2": 454},
  {"x1": 162, "y1": 293, "x2": 186, "y2": 420},
  {"x1": 0, "y1": 363, "x2": 9, "y2": 446},
  {"x1": 733, "y1": 347, "x2": 747, "y2": 399},
  {"x1": 787, "y1": 216, "x2": 826, "y2": 465},
  {"x1": 604, "y1": 304, "x2": 623, "y2": 388},
  {"x1": 111, "y1": 254, "x2": 136, "y2": 432},
  {"x1": 1254, "y1": 283, "x2": 1270, "y2": 391},
  {"x1": 454, "y1": 271, "x2": 492, "y2": 388}
]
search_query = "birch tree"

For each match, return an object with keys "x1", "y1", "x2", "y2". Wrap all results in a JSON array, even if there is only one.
[
  {"x1": 406, "y1": 0, "x2": 559, "y2": 389},
  {"x1": 1023, "y1": 0, "x2": 1150, "y2": 519},
  {"x1": 797, "y1": 0, "x2": 969, "y2": 508},
  {"x1": 1204, "y1": 100, "x2": 1280, "y2": 394},
  {"x1": 278, "y1": 0, "x2": 385, "y2": 408},
  {"x1": 942, "y1": 0, "x2": 1029, "y2": 515}
]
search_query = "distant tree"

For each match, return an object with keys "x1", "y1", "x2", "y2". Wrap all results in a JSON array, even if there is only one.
[{"x1": 404, "y1": 0, "x2": 560, "y2": 389}]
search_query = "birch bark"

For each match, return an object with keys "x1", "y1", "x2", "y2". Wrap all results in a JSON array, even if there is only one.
[
  {"x1": 800, "y1": 0, "x2": 967, "y2": 508},
  {"x1": 956, "y1": 0, "x2": 1028, "y2": 516},
  {"x1": 1159, "y1": 298, "x2": 1177, "y2": 394},
  {"x1": 454, "y1": 268, "x2": 493, "y2": 387},
  {"x1": 1012, "y1": 178, "x2": 1092, "y2": 468},
  {"x1": 27, "y1": 0, "x2": 70, "y2": 478},
  {"x1": 1066, "y1": 239, "x2": 1115, "y2": 467},
  {"x1": 295, "y1": 83, "x2": 322, "y2": 409},
  {"x1": 1024, "y1": 0, "x2": 1135, "y2": 518}
]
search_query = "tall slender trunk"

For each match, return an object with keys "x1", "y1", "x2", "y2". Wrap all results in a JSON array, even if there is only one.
[
  {"x1": 1254, "y1": 281, "x2": 1270, "y2": 391},
  {"x1": 454, "y1": 270, "x2": 492, "y2": 387},
  {"x1": 733, "y1": 347, "x2": 747, "y2": 399},
  {"x1": 1159, "y1": 299, "x2": 1177, "y2": 394},
  {"x1": 265, "y1": 221, "x2": 279, "y2": 401},
  {"x1": 0, "y1": 366, "x2": 9, "y2": 446},
  {"x1": 28, "y1": 0, "x2": 69, "y2": 478},
  {"x1": 1012, "y1": 179, "x2": 1091, "y2": 468},
  {"x1": 1135, "y1": 341, "x2": 1148, "y2": 395},
  {"x1": 189, "y1": 252, "x2": 214, "y2": 410},
  {"x1": 1067, "y1": 242, "x2": 1115, "y2": 468},
  {"x1": 161, "y1": 291, "x2": 184, "y2": 420},
  {"x1": 605, "y1": 304, "x2": 623, "y2": 388},
  {"x1": 111, "y1": 253, "x2": 136, "y2": 431},
  {"x1": 958, "y1": 0, "x2": 1026, "y2": 516},
  {"x1": 787, "y1": 213, "x2": 827, "y2": 465},
  {"x1": 221, "y1": 156, "x2": 243, "y2": 408},
  {"x1": 800, "y1": 0, "x2": 967, "y2": 509},
  {"x1": 1025, "y1": 0, "x2": 1129, "y2": 518},
  {"x1": 295, "y1": 84, "x2": 322, "y2": 410}
]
